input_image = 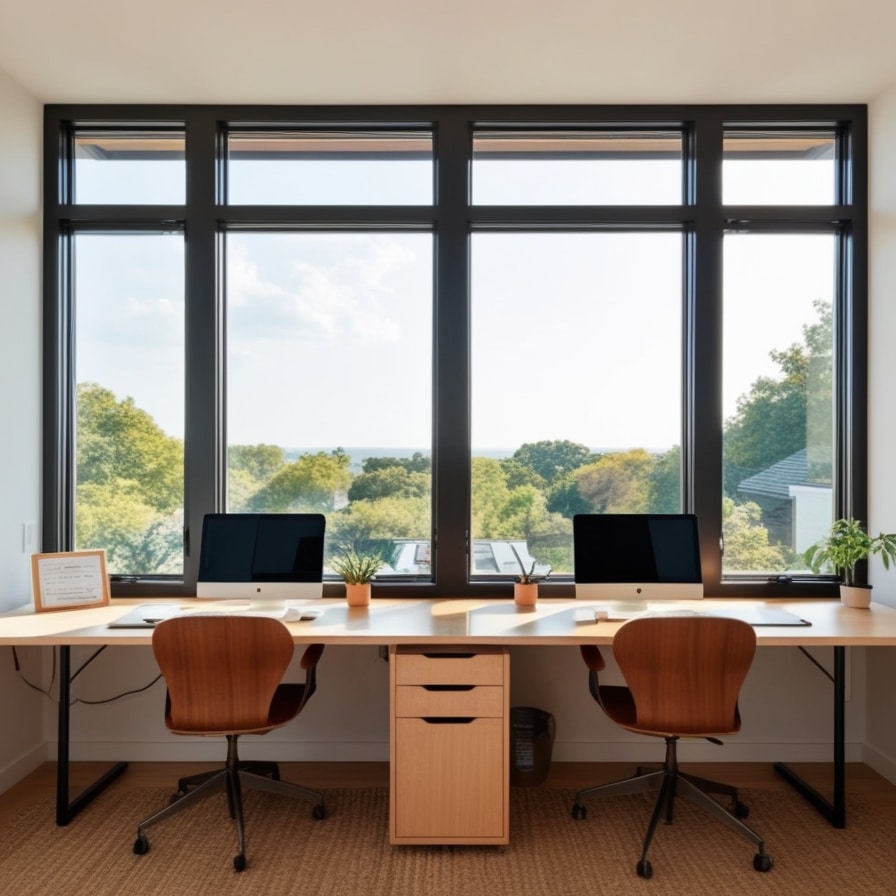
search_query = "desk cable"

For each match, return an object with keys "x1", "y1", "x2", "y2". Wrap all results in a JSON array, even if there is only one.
[{"x1": 10, "y1": 645, "x2": 163, "y2": 705}]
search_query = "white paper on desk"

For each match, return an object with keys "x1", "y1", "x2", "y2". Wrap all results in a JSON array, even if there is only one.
[{"x1": 33, "y1": 551, "x2": 109, "y2": 611}]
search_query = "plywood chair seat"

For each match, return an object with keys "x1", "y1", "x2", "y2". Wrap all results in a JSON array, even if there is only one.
[
  {"x1": 133, "y1": 615, "x2": 325, "y2": 872},
  {"x1": 572, "y1": 615, "x2": 772, "y2": 879}
]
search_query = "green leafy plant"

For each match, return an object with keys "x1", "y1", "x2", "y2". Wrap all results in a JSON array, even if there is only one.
[
  {"x1": 510, "y1": 545, "x2": 552, "y2": 584},
  {"x1": 804, "y1": 518, "x2": 896, "y2": 586},
  {"x1": 331, "y1": 549, "x2": 383, "y2": 584}
]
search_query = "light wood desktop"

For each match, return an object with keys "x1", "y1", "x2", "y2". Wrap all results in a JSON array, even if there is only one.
[{"x1": 4, "y1": 596, "x2": 896, "y2": 834}]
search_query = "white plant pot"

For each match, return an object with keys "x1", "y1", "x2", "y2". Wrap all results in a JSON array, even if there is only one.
[{"x1": 840, "y1": 584, "x2": 872, "y2": 608}]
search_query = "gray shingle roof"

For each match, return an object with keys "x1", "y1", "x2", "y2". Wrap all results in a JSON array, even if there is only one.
[{"x1": 737, "y1": 448, "x2": 810, "y2": 500}]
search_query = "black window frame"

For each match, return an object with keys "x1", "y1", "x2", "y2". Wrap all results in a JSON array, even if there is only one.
[{"x1": 42, "y1": 104, "x2": 867, "y2": 599}]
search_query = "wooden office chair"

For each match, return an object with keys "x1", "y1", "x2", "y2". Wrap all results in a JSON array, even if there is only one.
[
  {"x1": 571, "y1": 615, "x2": 773, "y2": 879},
  {"x1": 132, "y1": 615, "x2": 326, "y2": 871}
]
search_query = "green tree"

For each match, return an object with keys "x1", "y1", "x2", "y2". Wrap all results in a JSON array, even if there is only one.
[
  {"x1": 227, "y1": 444, "x2": 288, "y2": 512},
  {"x1": 228, "y1": 444, "x2": 286, "y2": 483},
  {"x1": 362, "y1": 452, "x2": 431, "y2": 475},
  {"x1": 348, "y1": 467, "x2": 429, "y2": 502},
  {"x1": 512, "y1": 440, "x2": 596, "y2": 482},
  {"x1": 471, "y1": 456, "x2": 512, "y2": 538},
  {"x1": 574, "y1": 449, "x2": 654, "y2": 513},
  {"x1": 247, "y1": 450, "x2": 352, "y2": 512},
  {"x1": 649, "y1": 446, "x2": 682, "y2": 513},
  {"x1": 721, "y1": 497, "x2": 790, "y2": 571},
  {"x1": 723, "y1": 299, "x2": 832, "y2": 496},
  {"x1": 77, "y1": 383, "x2": 183, "y2": 513},
  {"x1": 329, "y1": 495, "x2": 430, "y2": 560},
  {"x1": 499, "y1": 457, "x2": 547, "y2": 492},
  {"x1": 546, "y1": 473, "x2": 592, "y2": 518},
  {"x1": 75, "y1": 384, "x2": 184, "y2": 572}
]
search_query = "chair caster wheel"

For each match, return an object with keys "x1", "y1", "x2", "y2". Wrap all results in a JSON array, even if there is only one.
[
  {"x1": 133, "y1": 835, "x2": 149, "y2": 855},
  {"x1": 636, "y1": 859, "x2": 653, "y2": 878},
  {"x1": 312, "y1": 803, "x2": 326, "y2": 820},
  {"x1": 733, "y1": 800, "x2": 749, "y2": 818},
  {"x1": 753, "y1": 852, "x2": 773, "y2": 872},
  {"x1": 571, "y1": 802, "x2": 587, "y2": 820},
  {"x1": 234, "y1": 853, "x2": 247, "y2": 872}
]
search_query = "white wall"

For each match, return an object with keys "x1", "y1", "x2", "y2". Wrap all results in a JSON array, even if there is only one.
[
  {"x1": 864, "y1": 80, "x2": 896, "y2": 780},
  {"x1": 0, "y1": 65, "x2": 45, "y2": 792},
  {"x1": 58, "y1": 637, "x2": 854, "y2": 768}
]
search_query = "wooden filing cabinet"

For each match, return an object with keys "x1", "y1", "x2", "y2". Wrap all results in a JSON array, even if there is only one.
[{"x1": 389, "y1": 644, "x2": 509, "y2": 845}]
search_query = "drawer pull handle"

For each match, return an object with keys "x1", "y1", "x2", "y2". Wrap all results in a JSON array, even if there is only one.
[
  {"x1": 422, "y1": 684, "x2": 475, "y2": 692},
  {"x1": 421, "y1": 652, "x2": 477, "y2": 659},
  {"x1": 422, "y1": 717, "x2": 475, "y2": 725}
]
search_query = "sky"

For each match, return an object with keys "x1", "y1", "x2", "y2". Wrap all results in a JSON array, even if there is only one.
[{"x1": 73, "y1": 152, "x2": 834, "y2": 454}]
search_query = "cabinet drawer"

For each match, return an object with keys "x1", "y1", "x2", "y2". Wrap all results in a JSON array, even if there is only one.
[
  {"x1": 392, "y1": 716, "x2": 506, "y2": 842},
  {"x1": 394, "y1": 684, "x2": 504, "y2": 718},
  {"x1": 394, "y1": 647, "x2": 505, "y2": 686}
]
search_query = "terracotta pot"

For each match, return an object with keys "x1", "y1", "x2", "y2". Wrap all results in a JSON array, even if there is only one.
[
  {"x1": 514, "y1": 582, "x2": 538, "y2": 607},
  {"x1": 840, "y1": 584, "x2": 872, "y2": 608},
  {"x1": 345, "y1": 582, "x2": 372, "y2": 607}
]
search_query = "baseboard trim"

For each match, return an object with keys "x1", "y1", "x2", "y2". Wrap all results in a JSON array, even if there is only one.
[
  {"x1": 53, "y1": 738, "x2": 864, "y2": 766},
  {"x1": 0, "y1": 744, "x2": 48, "y2": 796},
  {"x1": 861, "y1": 742, "x2": 896, "y2": 784}
]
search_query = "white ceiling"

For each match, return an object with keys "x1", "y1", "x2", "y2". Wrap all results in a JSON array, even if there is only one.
[{"x1": 0, "y1": 0, "x2": 894, "y2": 105}]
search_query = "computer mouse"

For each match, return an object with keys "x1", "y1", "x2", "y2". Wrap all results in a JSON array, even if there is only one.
[{"x1": 283, "y1": 607, "x2": 323, "y2": 622}]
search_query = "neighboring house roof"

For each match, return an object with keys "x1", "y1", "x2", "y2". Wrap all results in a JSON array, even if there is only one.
[{"x1": 737, "y1": 449, "x2": 809, "y2": 500}]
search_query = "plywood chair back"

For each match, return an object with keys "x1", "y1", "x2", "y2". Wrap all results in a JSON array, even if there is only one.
[
  {"x1": 611, "y1": 615, "x2": 756, "y2": 737},
  {"x1": 152, "y1": 615, "x2": 296, "y2": 736}
]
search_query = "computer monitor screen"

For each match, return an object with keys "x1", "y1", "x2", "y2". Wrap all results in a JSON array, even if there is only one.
[
  {"x1": 197, "y1": 513, "x2": 326, "y2": 600},
  {"x1": 573, "y1": 513, "x2": 703, "y2": 601}
]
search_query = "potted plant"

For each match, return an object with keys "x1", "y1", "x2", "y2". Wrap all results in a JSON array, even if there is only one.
[
  {"x1": 510, "y1": 545, "x2": 551, "y2": 607},
  {"x1": 331, "y1": 549, "x2": 383, "y2": 607},
  {"x1": 804, "y1": 518, "x2": 896, "y2": 608}
]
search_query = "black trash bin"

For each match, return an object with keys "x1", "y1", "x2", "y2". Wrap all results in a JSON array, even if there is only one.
[{"x1": 510, "y1": 706, "x2": 555, "y2": 787}]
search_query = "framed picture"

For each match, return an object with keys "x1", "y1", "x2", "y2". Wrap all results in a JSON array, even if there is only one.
[{"x1": 31, "y1": 550, "x2": 110, "y2": 612}]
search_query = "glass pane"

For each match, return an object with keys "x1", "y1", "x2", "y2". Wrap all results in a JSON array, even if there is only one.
[
  {"x1": 722, "y1": 233, "x2": 835, "y2": 576},
  {"x1": 225, "y1": 232, "x2": 433, "y2": 577},
  {"x1": 723, "y1": 130, "x2": 837, "y2": 205},
  {"x1": 471, "y1": 232, "x2": 683, "y2": 578},
  {"x1": 73, "y1": 130, "x2": 185, "y2": 204},
  {"x1": 227, "y1": 130, "x2": 433, "y2": 204},
  {"x1": 74, "y1": 233, "x2": 185, "y2": 575},
  {"x1": 472, "y1": 130, "x2": 683, "y2": 205}
]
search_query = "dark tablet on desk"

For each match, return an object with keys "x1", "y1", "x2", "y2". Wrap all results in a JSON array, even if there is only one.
[
  {"x1": 706, "y1": 607, "x2": 811, "y2": 627},
  {"x1": 108, "y1": 604, "x2": 183, "y2": 628}
]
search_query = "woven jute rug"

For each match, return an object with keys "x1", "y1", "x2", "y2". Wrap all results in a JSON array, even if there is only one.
[{"x1": 1, "y1": 785, "x2": 894, "y2": 895}]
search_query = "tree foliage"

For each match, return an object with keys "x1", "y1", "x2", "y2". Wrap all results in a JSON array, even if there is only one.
[
  {"x1": 77, "y1": 298, "x2": 832, "y2": 579},
  {"x1": 246, "y1": 450, "x2": 352, "y2": 512},
  {"x1": 512, "y1": 440, "x2": 596, "y2": 482},
  {"x1": 721, "y1": 498, "x2": 790, "y2": 571},
  {"x1": 75, "y1": 384, "x2": 184, "y2": 572},
  {"x1": 574, "y1": 449, "x2": 655, "y2": 514},
  {"x1": 77, "y1": 383, "x2": 183, "y2": 513},
  {"x1": 723, "y1": 299, "x2": 832, "y2": 496}
]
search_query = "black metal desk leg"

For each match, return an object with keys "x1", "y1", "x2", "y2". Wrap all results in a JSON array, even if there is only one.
[
  {"x1": 55, "y1": 645, "x2": 128, "y2": 826},
  {"x1": 774, "y1": 644, "x2": 846, "y2": 828}
]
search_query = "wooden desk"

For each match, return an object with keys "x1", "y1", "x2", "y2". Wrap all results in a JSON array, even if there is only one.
[{"x1": 4, "y1": 596, "x2": 896, "y2": 829}]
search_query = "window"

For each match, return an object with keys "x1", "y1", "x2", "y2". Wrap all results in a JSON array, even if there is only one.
[
  {"x1": 44, "y1": 106, "x2": 867, "y2": 598},
  {"x1": 73, "y1": 129, "x2": 185, "y2": 205},
  {"x1": 226, "y1": 130, "x2": 433, "y2": 205},
  {"x1": 720, "y1": 124, "x2": 848, "y2": 586},
  {"x1": 72, "y1": 232, "x2": 185, "y2": 576},
  {"x1": 722, "y1": 233, "x2": 835, "y2": 577},
  {"x1": 471, "y1": 232, "x2": 683, "y2": 577},
  {"x1": 224, "y1": 230, "x2": 433, "y2": 573},
  {"x1": 472, "y1": 129, "x2": 682, "y2": 205}
]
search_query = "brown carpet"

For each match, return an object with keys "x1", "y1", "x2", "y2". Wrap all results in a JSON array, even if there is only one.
[{"x1": 0, "y1": 784, "x2": 894, "y2": 895}]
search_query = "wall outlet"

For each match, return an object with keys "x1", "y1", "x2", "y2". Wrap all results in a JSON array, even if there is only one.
[{"x1": 22, "y1": 521, "x2": 37, "y2": 554}]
